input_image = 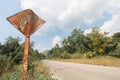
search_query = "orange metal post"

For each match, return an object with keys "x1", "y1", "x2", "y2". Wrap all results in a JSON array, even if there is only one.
[{"x1": 22, "y1": 36, "x2": 30, "y2": 80}]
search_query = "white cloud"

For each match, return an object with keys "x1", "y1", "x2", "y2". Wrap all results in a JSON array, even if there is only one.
[
  {"x1": 84, "y1": 28, "x2": 92, "y2": 35},
  {"x1": 58, "y1": 0, "x2": 107, "y2": 28},
  {"x1": 21, "y1": 0, "x2": 120, "y2": 36},
  {"x1": 84, "y1": 18, "x2": 95, "y2": 25},
  {"x1": 84, "y1": 15, "x2": 120, "y2": 36},
  {"x1": 34, "y1": 44, "x2": 48, "y2": 53},
  {"x1": 100, "y1": 15, "x2": 120, "y2": 36},
  {"x1": 52, "y1": 36, "x2": 61, "y2": 47}
]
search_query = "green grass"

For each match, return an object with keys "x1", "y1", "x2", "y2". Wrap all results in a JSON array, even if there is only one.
[{"x1": 0, "y1": 60, "x2": 53, "y2": 80}]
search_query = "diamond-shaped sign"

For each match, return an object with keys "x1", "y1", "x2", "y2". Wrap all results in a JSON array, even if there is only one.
[{"x1": 7, "y1": 9, "x2": 45, "y2": 36}]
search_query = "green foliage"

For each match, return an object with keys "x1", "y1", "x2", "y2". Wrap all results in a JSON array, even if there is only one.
[
  {"x1": 98, "y1": 48, "x2": 105, "y2": 54},
  {"x1": 0, "y1": 37, "x2": 20, "y2": 55},
  {"x1": 109, "y1": 43, "x2": 120, "y2": 57},
  {"x1": 84, "y1": 52, "x2": 96, "y2": 59},
  {"x1": 59, "y1": 51, "x2": 71, "y2": 59},
  {"x1": 1, "y1": 67, "x2": 53, "y2": 80},
  {"x1": 71, "y1": 53, "x2": 81, "y2": 59},
  {"x1": 62, "y1": 28, "x2": 91, "y2": 54},
  {"x1": 112, "y1": 32, "x2": 120, "y2": 43},
  {"x1": 0, "y1": 69, "x2": 21, "y2": 80},
  {"x1": 109, "y1": 51, "x2": 120, "y2": 58},
  {"x1": 0, "y1": 55, "x2": 10, "y2": 75},
  {"x1": 0, "y1": 36, "x2": 46, "y2": 78},
  {"x1": 0, "y1": 36, "x2": 23, "y2": 65},
  {"x1": 28, "y1": 59, "x2": 35, "y2": 78},
  {"x1": 90, "y1": 27, "x2": 107, "y2": 55},
  {"x1": 103, "y1": 43, "x2": 117, "y2": 54},
  {"x1": 47, "y1": 44, "x2": 62, "y2": 59},
  {"x1": 47, "y1": 27, "x2": 120, "y2": 59}
]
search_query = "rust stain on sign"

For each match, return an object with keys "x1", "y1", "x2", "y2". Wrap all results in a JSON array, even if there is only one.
[
  {"x1": 7, "y1": 9, "x2": 45, "y2": 36},
  {"x1": 7, "y1": 9, "x2": 45, "y2": 80}
]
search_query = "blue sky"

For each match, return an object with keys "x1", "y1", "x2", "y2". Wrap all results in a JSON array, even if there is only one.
[{"x1": 0, "y1": 0, "x2": 120, "y2": 52}]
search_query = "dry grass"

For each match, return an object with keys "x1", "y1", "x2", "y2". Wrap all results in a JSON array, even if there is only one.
[
  {"x1": 34, "y1": 60, "x2": 49, "y2": 74},
  {"x1": 0, "y1": 60, "x2": 51, "y2": 80},
  {"x1": 54, "y1": 56, "x2": 120, "y2": 67},
  {"x1": 14, "y1": 60, "x2": 49, "y2": 73}
]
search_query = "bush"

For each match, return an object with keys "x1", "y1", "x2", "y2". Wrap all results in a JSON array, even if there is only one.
[
  {"x1": 60, "y1": 51, "x2": 71, "y2": 59},
  {"x1": 109, "y1": 49, "x2": 120, "y2": 58},
  {"x1": 109, "y1": 44, "x2": 120, "y2": 58},
  {"x1": 0, "y1": 55, "x2": 14, "y2": 76},
  {"x1": 0, "y1": 69, "x2": 21, "y2": 80},
  {"x1": 84, "y1": 52, "x2": 96, "y2": 59},
  {"x1": 98, "y1": 48, "x2": 105, "y2": 55},
  {"x1": 0, "y1": 61, "x2": 53, "y2": 80},
  {"x1": 0, "y1": 55, "x2": 7, "y2": 75},
  {"x1": 71, "y1": 53, "x2": 81, "y2": 59},
  {"x1": 1, "y1": 69, "x2": 52, "y2": 80}
]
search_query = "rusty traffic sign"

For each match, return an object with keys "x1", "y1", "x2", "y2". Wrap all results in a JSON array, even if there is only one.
[
  {"x1": 7, "y1": 9, "x2": 45, "y2": 80},
  {"x1": 7, "y1": 9, "x2": 45, "y2": 36}
]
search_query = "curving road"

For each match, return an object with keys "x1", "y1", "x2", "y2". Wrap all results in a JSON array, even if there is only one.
[{"x1": 42, "y1": 60, "x2": 120, "y2": 80}]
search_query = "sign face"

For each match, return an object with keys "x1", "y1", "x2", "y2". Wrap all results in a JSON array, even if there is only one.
[{"x1": 7, "y1": 9, "x2": 45, "y2": 36}]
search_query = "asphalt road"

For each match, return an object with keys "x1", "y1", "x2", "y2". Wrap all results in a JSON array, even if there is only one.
[{"x1": 42, "y1": 60, "x2": 120, "y2": 80}]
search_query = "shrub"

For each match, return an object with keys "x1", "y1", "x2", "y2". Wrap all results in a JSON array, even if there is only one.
[
  {"x1": 109, "y1": 43, "x2": 120, "y2": 58},
  {"x1": 84, "y1": 52, "x2": 96, "y2": 59},
  {"x1": 0, "y1": 62, "x2": 53, "y2": 80},
  {"x1": 98, "y1": 48, "x2": 105, "y2": 55},
  {"x1": 0, "y1": 69, "x2": 21, "y2": 80},
  {"x1": 71, "y1": 53, "x2": 81, "y2": 59},
  {"x1": 0, "y1": 55, "x2": 7, "y2": 75},
  {"x1": 60, "y1": 51, "x2": 71, "y2": 59},
  {"x1": 0, "y1": 55, "x2": 13, "y2": 76},
  {"x1": 109, "y1": 49, "x2": 120, "y2": 58}
]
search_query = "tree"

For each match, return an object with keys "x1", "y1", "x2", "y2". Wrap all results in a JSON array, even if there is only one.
[
  {"x1": 62, "y1": 28, "x2": 92, "y2": 53},
  {"x1": 109, "y1": 32, "x2": 120, "y2": 57},
  {"x1": 109, "y1": 43, "x2": 120, "y2": 57},
  {"x1": 0, "y1": 43, "x2": 2, "y2": 48},
  {"x1": 47, "y1": 27, "x2": 120, "y2": 58},
  {"x1": 112, "y1": 32, "x2": 120, "y2": 43},
  {"x1": 0, "y1": 36, "x2": 20, "y2": 56},
  {"x1": 47, "y1": 44, "x2": 61, "y2": 58},
  {"x1": 62, "y1": 29, "x2": 85, "y2": 53},
  {"x1": 0, "y1": 36, "x2": 42, "y2": 77},
  {"x1": 62, "y1": 38, "x2": 71, "y2": 53}
]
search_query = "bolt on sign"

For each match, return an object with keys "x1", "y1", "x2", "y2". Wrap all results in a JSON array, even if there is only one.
[{"x1": 7, "y1": 9, "x2": 45, "y2": 80}]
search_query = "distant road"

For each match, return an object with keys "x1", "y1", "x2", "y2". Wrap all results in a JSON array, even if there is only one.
[{"x1": 42, "y1": 60, "x2": 120, "y2": 80}]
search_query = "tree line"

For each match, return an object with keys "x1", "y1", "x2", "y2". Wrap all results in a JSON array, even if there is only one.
[{"x1": 47, "y1": 27, "x2": 120, "y2": 59}]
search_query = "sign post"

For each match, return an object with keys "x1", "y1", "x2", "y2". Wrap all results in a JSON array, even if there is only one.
[
  {"x1": 22, "y1": 36, "x2": 30, "y2": 80},
  {"x1": 7, "y1": 9, "x2": 45, "y2": 80}
]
